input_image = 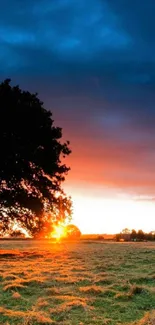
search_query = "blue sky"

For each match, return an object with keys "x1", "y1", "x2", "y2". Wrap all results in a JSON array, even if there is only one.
[{"x1": 1, "y1": 0, "x2": 155, "y2": 232}]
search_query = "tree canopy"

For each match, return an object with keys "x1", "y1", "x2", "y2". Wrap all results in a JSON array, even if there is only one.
[
  {"x1": 65, "y1": 224, "x2": 81, "y2": 239},
  {"x1": 0, "y1": 79, "x2": 72, "y2": 237},
  {"x1": 116, "y1": 228, "x2": 155, "y2": 242}
]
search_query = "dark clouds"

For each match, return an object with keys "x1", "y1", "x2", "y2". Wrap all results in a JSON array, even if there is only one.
[{"x1": 0, "y1": 0, "x2": 155, "y2": 197}]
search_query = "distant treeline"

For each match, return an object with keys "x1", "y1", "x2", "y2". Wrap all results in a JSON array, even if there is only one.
[{"x1": 116, "y1": 228, "x2": 155, "y2": 242}]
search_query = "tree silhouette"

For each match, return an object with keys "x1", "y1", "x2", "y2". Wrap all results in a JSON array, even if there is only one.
[
  {"x1": 10, "y1": 230, "x2": 26, "y2": 238},
  {"x1": 121, "y1": 228, "x2": 131, "y2": 234},
  {"x1": 137, "y1": 229, "x2": 145, "y2": 241},
  {"x1": 65, "y1": 224, "x2": 81, "y2": 239},
  {"x1": 131, "y1": 229, "x2": 137, "y2": 241},
  {"x1": 0, "y1": 79, "x2": 72, "y2": 237}
]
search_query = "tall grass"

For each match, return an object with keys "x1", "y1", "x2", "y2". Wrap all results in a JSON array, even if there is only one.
[{"x1": 0, "y1": 241, "x2": 155, "y2": 324}]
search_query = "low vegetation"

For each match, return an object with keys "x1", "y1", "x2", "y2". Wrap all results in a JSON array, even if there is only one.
[
  {"x1": 0, "y1": 240, "x2": 155, "y2": 324},
  {"x1": 116, "y1": 228, "x2": 155, "y2": 242}
]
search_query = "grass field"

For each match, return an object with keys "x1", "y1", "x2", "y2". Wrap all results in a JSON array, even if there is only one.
[{"x1": 0, "y1": 240, "x2": 155, "y2": 325}]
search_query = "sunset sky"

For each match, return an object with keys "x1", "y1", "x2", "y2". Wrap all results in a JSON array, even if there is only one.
[{"x1": 1, "y1": 0, "x2": 155, "y2": 234}]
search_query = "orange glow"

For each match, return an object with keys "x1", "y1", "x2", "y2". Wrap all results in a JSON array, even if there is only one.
[
  {"x1": 54, "y1": 113, "x2": 155, "y2": 235},
  {"x1": 68, "y1": 194, "x2": 155, "y2": 234},
  {"x1": 52, "y1": 224, "x2": 67, "y2": 239}
]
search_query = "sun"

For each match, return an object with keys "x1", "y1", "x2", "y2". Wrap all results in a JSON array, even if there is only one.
[{"x1": 52, "y1": 224, "x2": 66, "y2": 239}]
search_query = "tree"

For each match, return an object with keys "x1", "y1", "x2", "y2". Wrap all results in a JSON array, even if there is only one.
[
  {"x1": 145, "y1": 232, "x2": 153, "y2": 241},
  {"x1": 116, "y1": 233, "x2": 121, "y2": 242},
  {"x1": 150, "y1": 231, "x2": 155, "y2": 241},
  {"x1": 10, "y1": 230, "x2": 26, "y2": 238},
  {"x1": 131, "y1": 229, "x2": 137, "y2": 241},
  {"x1": 65, "y1": 224, "x2": 81, "y2": 239},
  {"x1": 0, "y1": 79, "x2": 72, "y2": 237},
  {"x1": 120, "y1": 228, "x2": 131, "y2": 241},
  {"x1": 137, "y1": 230, "x2": 145, "y2": 241},
  {"x1": 121, "y1": 228, "x2": 131, "y2": 234}
]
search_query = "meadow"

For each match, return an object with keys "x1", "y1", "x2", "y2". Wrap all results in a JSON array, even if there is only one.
[{"x1": 0, "y1": 240, "x2": 155, "y2": 325}]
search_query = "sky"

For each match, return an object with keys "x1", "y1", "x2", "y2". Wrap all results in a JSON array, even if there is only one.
[{"x1": 1, "y1": 0, "x2": 155, "y2": 233}]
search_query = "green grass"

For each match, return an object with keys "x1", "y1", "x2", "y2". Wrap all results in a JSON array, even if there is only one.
[{"x1": 0, "y1": 240, "x2": 155, "y2": 324}]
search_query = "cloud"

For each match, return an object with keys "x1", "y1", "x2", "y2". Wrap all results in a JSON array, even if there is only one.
[{"x1": 0, "y1": 0, "x2": 155, "y2": 198}]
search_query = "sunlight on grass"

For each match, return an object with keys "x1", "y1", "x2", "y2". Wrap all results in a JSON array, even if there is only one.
[{"x1": 0, "y1": 241, "x2": 155, "y2": 324}]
